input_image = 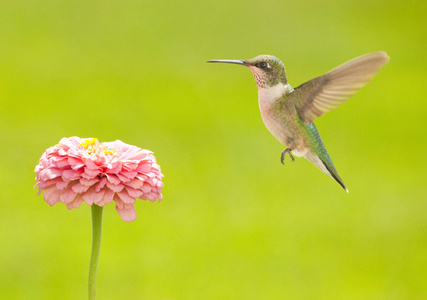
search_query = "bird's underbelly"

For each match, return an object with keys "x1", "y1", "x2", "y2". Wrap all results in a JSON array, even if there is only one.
[{"x1": 260, "y1": 110, "x2": 307, "y2": 157}]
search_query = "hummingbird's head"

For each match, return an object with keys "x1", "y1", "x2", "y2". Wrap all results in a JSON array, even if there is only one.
[
  {"x1": 244, "y1": 55, "x2": 287, "y2": 89},
  {"x1": 207, "y1": 55, "x2": 287, "y2": 89}
]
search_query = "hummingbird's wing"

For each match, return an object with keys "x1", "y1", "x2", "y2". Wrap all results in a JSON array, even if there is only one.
[{"x1": 290, "y1": 51, "x2": 389, "y2": 125}]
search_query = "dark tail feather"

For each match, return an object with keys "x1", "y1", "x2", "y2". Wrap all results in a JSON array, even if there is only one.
[{"x1": 321, "y1": 159, "x2": 348, "y2": 193}]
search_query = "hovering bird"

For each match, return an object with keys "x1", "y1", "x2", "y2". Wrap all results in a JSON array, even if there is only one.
[{"x1": 207, "y1": 52, "x2": 389, "y2": 192}]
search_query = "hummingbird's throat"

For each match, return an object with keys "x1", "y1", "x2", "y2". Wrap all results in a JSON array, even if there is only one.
[
  {"x1": 257, "y1": 82, "x2": 293, "y2": 106},
  {"x1": 249, "y1": 67, "x2": 286, "y2": 89}
]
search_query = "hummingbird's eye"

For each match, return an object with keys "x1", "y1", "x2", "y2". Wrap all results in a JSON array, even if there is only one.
[{"x1": 259, "y1": 62, "x2": 268, "y2": 68}]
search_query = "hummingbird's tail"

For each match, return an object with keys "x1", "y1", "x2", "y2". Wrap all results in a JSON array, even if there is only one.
[
  {"x1": 305, "y1": 151, "x2": 348, "y2": 193},
  {"x1": 301, "y1": 123, "x2": 348, "y2": 192}
]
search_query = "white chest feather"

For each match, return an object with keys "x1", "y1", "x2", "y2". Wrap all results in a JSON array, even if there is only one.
[
  {"x1": 257, "y1": 83, "x2": 294, "y2": 143},
  {"x1": 257, "y1": 83, "x2": 290, "y2": 107}
]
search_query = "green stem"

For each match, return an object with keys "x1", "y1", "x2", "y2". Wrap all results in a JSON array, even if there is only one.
[{"x1": 88, "y1": 204, "x2": 103, "y2": 300}]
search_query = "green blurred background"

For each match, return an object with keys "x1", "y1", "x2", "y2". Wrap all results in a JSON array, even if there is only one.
[{"x1": 1, "y1": 0, "x2": 426, "y2": 299}]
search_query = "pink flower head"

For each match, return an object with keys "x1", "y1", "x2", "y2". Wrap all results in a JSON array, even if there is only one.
[{"x1": 34, "y1": 137, "x2": 164, "y2": 222}]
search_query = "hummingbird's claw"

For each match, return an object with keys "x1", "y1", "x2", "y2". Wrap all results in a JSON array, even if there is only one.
[{"x1": 281, "y1": 148, "x2": 295, "y2": 165}]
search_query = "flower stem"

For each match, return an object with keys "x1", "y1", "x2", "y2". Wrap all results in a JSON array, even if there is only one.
[{"x1": 88, "y1": 204, "x2": 103, "y2": 300}]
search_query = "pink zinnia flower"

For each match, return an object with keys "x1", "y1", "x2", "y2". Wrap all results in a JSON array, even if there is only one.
[{"x1": 34, "y1": 137, "x2": 164, "y2": 222}]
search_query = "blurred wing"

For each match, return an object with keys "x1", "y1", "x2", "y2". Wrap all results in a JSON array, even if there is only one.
[{"x1": 291, "y1": 51, "x2": 389, "y2": 125}]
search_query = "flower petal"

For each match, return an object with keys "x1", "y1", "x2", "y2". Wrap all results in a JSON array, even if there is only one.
[
  {"x1": 80, "y1": 177, "x2": 99, "y2": 187},
  {"x1": 141, "y1": 182, "x2": 152, "y2": 193},
  {"x1": 106, "y1": 174, "x2": 121, "y2": 185},
  {"x1": 116, "y1": 173, "x2": 131, "y2": 183},
  {"x1": 66, "y1": 195, "x2": 84, "y2": 209},
  {"x1": 125, "y1": 178, "x2": 144, "y2": 189},
  {"x1": 68, "y1": 157, "x2": 84, "y2": 169},
  {"x1": 95, "y1": 177, "x2": 107, "y2": 192},
  {"x1": 56, "y1": 180, "x2": 69, "y2": 190},
  {"x1": 116, "y1": 205, "x2": 137, "y2": 222},
  {"x1": 117, "y1": 190, "x2": 136, "y2": 204},
  {"x1": 106, "y1": 182, "x2": 124, "y2": 192},
  {"x1": 37, "y1": 177, "x2": 63, "y2": 191},
  {"x1": 125, "y1": 186, "x2": 143, "y2": 198},
  {"x1": 60, "y1": 188, "x2": 77, "y2": 204},
  {"x1": 43, "y1": 187, "x2": 62, "y2": 206},
  {"x1": 84, "y1": 159, "x2": 101, "y2": 170},
  {"x1": 82, "y1": 187, "x2": 105, "y2": 206},
  {"x1": 62, "y1": 169, "x2": 82, "y2": 181},
  {"x1": 72, "y1": 182, "x2": 90, "y2": 193},
  {"x1": 83, "y1": 167, "x2": 101, "y2": 178},
  {"x1": 137, "y1": 163, "x2": 152, "y2": 173},
  {"x1": 40, "y1": 168, "x2": 62, "y2": 180},
  {"x1": 96, "y1": 189, "x2": 115, "y2": 206}
]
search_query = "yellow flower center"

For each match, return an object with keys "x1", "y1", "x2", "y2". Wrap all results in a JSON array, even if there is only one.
[
  {"x1": 102, "y1": 146, "x2": 116, "y2": 155},
  {"x1": 79, "y1": 138, "x2": 97, "y2": 152},
  {"x1": 79, "y1": 138, "x2": 116, "y2": 155}
]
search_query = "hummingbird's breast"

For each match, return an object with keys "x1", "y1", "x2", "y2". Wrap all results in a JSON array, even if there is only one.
[{"x1": 258, "y1": 84, "x2": 307, "y2": 155}]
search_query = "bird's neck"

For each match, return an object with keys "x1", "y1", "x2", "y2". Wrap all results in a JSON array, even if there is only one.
[{"x1": 258, "y1": 82, "x2": 293, "y2": 109}]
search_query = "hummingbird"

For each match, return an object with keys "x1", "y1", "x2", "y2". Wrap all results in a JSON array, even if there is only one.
[{"x1": 207, "y1": 51, "x2": 389, "y2": 192}]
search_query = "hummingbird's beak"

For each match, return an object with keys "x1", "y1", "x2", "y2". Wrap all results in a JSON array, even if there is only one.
[{"x1": 206, "y1": 59, "x2": 247, "y2": 66}]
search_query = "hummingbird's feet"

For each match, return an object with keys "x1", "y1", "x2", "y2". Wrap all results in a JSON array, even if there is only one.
[{"x1": 281, "y1": 148, "x2": 295, "y2": 165}]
